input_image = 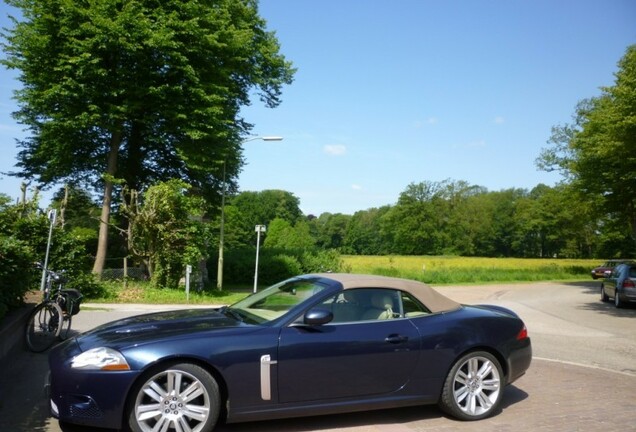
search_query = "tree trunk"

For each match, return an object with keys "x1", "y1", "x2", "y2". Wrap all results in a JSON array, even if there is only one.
[{"x1": 92, "y1": 131, "x2": 123, "y2": 275}]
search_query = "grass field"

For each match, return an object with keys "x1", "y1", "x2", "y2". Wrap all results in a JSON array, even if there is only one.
[{"x1": 342, "y1": 255, "x2": 597, "y2": 285}]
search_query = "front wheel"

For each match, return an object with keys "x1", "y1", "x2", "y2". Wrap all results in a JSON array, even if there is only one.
[
  {"x1": 439, "y1": 351, "x2": 504, "y2": 421},
  {"x1": 601, "y1": 285, "x2": 609, "y2": 302},
  {"x1": 25, "y1": 302, "x2": 63, "y2": 352},
  {"x1": 55, "y1": 293, "x2": 73, "y2": 340},
  {"x1": 128, "y1": 362, "x2": 220, "y2": 432}
]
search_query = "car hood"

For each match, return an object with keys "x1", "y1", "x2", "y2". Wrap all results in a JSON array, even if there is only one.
[{"x1": 75, "y1": 308, "x2": 250, "y2": 351}]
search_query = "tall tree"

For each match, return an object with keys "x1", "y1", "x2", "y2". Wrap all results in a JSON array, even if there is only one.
[
  {"x1": 310, "y1": 212, "x2": 351, "y2": 250},
  {"x1": 228, "y1": 189, "x2": 302, "y2": 242},
  {"x1": 1, "y1": 0, "x2": 295, "y2": 273},
  {"x1": 537, "y1": 45, "x2": 636, "y2": 245},
  {"x1": 380, "y1": 181, "x2": 448, "y2": 255},
  {"x1": 343, "y1": 206, "x2": 390, "y2": 255},
  {"x1": 263, "y1": 217, "x2": 315, "y2": 250}
]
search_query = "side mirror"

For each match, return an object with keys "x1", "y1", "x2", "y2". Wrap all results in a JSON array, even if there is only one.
[{"x1": 303, "y1": 308, "x2": 333, "y2": 326}]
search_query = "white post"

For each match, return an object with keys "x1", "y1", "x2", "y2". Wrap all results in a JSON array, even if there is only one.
[
  {"x1": 216, "y1": 160, "x2": 226, "y2": 291},
  {"x1": 40, "y1": 209, "x2": 57, "y2": 291},
  {"x1": 254, "y1": 225, "x2": 266, "y2": 293},
  {"x1": 185, "y1": 265, "x2": 192, "y2": 302}
]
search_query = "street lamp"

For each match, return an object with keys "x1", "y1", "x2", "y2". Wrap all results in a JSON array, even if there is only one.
[
  {"x1": 253, "y1": 224, "x2": 266, "y2": 293},
  {"x1": 216, "y1": 136, "x2": 283, "y2": 290}
]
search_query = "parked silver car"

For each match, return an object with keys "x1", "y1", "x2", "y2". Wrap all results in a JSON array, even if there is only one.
[{"x1": 600, "y1": 262, "x2": 636, "y2": 308}]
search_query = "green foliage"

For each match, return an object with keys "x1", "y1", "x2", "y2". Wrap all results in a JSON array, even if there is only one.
[
  {"x1": 264, "y1": 218, "x2": 315, "y2": 249},
  {"x1": 223, "y1": 190, "x2": 303, "y2": 248},
  {"x1": 96, "y1": 280, "x2": 247, "y2": 305},
  {"x1": 538, "y1": 45, "x2": 636, "y2": 245},
  {"x1": 129, "y1": 180, "x2": 212, "y2": 289},
  {"x1": 1, "y1": 0, "x2": 295, "y2": 200},
  {"x1": 298, "y1": 249, "x2": 349, "y2": 273},
  {"x1": 0, "y1": 193, "x2": 105, "y2": 318},
  {"x1": 216, "y1": 247, "x2": 345, "y2": 286},
  {"x1": 313, "y1": 178, "x2": 624, "y2": 259},
  {"x1": 0, "y1": 235, "x2": 35, "y2": 320},
  {"x1": 258, "y1": 254, "x2": 303, "y2": 284},
  {"x1": 343, "y1": 207, "x2": 391, "y2": 255},
  {"x1": 1, "y1": 0, "x2": 295, "y2": 276},
  {"x1": 309, "y1": 212, "x2": 351, "y2": 250}
]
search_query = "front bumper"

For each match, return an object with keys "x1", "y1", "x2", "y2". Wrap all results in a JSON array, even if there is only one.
[{"x1": 48, "y1": 340, "x2": 141, "y2": 429}]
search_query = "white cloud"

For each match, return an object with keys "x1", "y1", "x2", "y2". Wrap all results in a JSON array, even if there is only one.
[
  {"x1": 324, "y1": 144, "x2": 346, "y2": 156},
  {"x1": 494, "y1": 116, "x2": 505, "y2": 124},
  {"x1": 427, "y1": 116, "x2": 439, "y2": 125},
  {"x1": 351, "y1": 184, "x2": 362, "y2": 190}
]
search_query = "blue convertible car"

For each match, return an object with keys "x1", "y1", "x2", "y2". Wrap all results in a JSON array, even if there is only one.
[{"x1": 48, "y1": 273, "x2": 531, "y2": 431}]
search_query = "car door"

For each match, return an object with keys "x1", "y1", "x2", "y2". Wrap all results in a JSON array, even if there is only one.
[{"x1": 276, "y1": 288, "x2": 421, "y2": 403}]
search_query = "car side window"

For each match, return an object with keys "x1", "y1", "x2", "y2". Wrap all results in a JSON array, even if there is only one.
[
  {"x1": 319, "y1": 288, "x2": 400, "y2": 323},
  {"x1": 401, "y1": 291, "x2": 431, "y2": 317}
]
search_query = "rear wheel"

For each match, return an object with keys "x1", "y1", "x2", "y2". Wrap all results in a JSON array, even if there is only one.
[
  {"x1": 25, "y1": 302, "x2": 63, "y2": 352},
  {"x1": 614, "y1": 290, "x2": 623, "y2": 308},
  {"x1": 439, "y1": 351, "x2": 503, "y2": 421},
  {"x1": 600, "y1": 285, "x2": 609, "y2": 302},
  {"x1": 128, "y1": 362, "x2": 220, "y2": 432}
]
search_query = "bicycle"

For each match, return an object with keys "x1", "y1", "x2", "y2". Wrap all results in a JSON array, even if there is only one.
[{"x1": 25, "y1": 264, "x2": 83, "y2": 352}]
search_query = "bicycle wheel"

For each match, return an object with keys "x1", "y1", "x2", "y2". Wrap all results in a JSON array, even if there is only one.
[
  {"x1": 58, "y1": 311, "x2": 73, "y2": 340},
  {"x1": 25, "y1": 302, "x2": 63, "y2": 352},
  {"x1": 55, "y1": 293, "x2": 74, "y2": 340}
]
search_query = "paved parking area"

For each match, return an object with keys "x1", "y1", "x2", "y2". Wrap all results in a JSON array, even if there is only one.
[{"x1": 1, "y1": 281, "x2": 634, "y2": 431}]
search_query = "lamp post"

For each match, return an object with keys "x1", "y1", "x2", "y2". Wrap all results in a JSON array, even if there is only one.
[
  {"x1": 216, "y1": 136, "x2": 283, "y2": 290},
  {"x1": 253, "y1": 224, "x2": 266, "y2": 293}
]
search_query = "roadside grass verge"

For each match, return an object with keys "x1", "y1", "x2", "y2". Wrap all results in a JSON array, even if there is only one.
[{"x1": 91, "y1": 281, "x2": 250, "y2": 305}]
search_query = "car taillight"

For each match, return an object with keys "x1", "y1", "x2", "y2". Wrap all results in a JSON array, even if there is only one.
[
  {"x1": 624, "y1": 279, "x2": 635, "y2": 288},
  {"x1": 516, "y1": 325, "x2": 528, "y2": 341}
]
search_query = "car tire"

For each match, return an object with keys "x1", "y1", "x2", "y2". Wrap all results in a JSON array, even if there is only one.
[
  {"x1": 614, "y1": 290, "x2": 623, "y2": 308},
  {"x1": 600, "y1": 285, "x2": 609, "y2": 302},
  {"x1": 438, "y1": 351, "x2": 503, "y2": 421},
  {"x1": 128, "y1": 362, "x2": 220, "y2": 432}
]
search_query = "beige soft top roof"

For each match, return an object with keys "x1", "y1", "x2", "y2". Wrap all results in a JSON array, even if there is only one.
[{"x1": 310, "y1": 273, "x2": 461, "y2": 313}]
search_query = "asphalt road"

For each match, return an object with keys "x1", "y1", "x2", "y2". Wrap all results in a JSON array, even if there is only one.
[{"x1": 1, "y1": 281, "x2": 634, "y2": 432}]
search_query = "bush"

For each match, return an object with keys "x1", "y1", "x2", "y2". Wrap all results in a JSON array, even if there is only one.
[
  {"x1": 213, "y1": 247, "x2": 347, "y2": 287},
  {"x1": 258, "y1": 254, "x2": 303, "y2": 285},
  {"x1": 299, "y1": 249, "x2": 348, "y2": 273},
  {"x1": 0, "y1": 235, "x2": 35, "y2": 321},
  {"x1": 1, "y1": 197, "x2": 107, "y2": 306}
]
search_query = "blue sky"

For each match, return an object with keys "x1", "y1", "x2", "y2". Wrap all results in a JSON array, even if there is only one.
[{"x1": 1, "y1": 1, "x2": 635, "y2": 215}]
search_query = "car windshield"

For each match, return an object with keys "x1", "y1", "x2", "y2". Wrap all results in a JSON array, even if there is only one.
[{"x1": 224, "y1": 279, "x2": 327, "y2": 324}]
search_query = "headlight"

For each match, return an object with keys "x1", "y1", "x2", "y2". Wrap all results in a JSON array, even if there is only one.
[{"x1": 71, "y1": 347, "x2": 130, "y2": 370}]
